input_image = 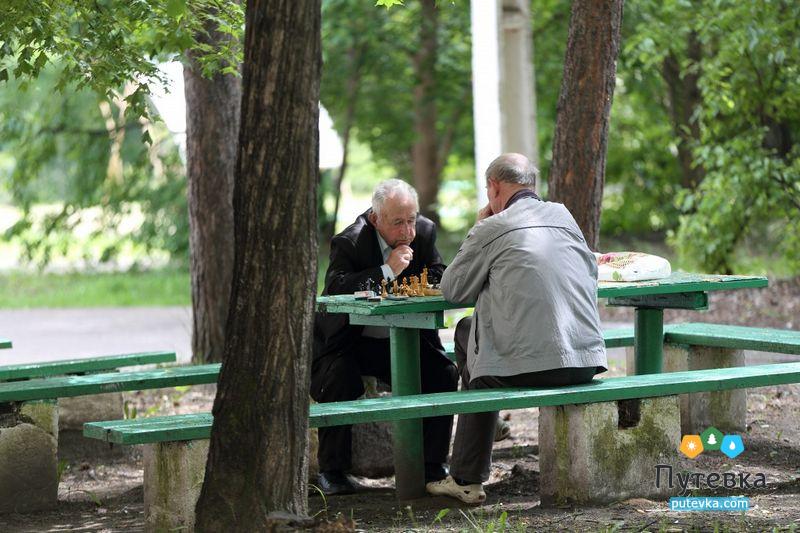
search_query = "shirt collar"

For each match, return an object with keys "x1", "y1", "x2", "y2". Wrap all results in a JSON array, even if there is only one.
[
  {"x1": 376, "y1": 231, "x2": 391, "y2": 257},
  {"x1": 504, "y1": 188, "x2": 540, "y2": 210}
]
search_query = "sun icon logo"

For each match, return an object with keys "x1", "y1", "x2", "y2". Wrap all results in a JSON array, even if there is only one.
[{"x1": 679, "y1": 435, "x2": 704, "y2": 459}]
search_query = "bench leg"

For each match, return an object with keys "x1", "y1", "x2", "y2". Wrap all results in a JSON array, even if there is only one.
[
  {"x1": 539, "y1": 396, "x2": 680, "y2": 505},
  {"x1": 143, "y1": 440, "x2": 209, "y2": 532},
  {"x1": 0, "y1": 400, "x2": 59, "y2": 513},
  {"x1": 663, "y1": 345, "x2": 746, "y2": 435}
]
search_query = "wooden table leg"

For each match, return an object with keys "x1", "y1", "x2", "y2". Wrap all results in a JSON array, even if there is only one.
[
  {"x1": 634, "y1": 307, "x2": 664, "y2": 375},
  {"x1": 389, "y1": 326, "x2": 425, "y2": 500}
]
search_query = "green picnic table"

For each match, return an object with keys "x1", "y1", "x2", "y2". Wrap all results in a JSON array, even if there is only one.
[{"x1": 316, "y1": 272, "x2": 768, "y2": 499}]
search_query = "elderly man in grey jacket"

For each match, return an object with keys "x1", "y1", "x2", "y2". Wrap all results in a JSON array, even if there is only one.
[{"x1": 426, "y1": 153, "x2": 608, "y2": 504}]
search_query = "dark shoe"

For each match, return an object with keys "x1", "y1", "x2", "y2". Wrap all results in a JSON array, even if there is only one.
[
  {"x1": 317, "y1": 470, "x2": 356, "y2": 496},
  {"x1": 425, "y1": 462, "x2": 449, "y2": 483}
]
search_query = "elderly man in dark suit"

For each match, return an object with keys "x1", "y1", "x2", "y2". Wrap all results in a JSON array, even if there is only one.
[{"x1": 312, "y1": 179, "x2": 458, "y2": 495}]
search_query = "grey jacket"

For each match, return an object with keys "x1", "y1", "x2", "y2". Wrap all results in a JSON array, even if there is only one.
[{"x1": 440, "y1": 197, "x2": 607, "y2": 379}]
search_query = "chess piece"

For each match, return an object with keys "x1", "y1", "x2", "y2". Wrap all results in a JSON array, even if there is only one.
[
  {"x1": 392, "y1": 279, "x2": 399, "y2": 295},
  {"x1": 421, "y1": 267, "x2": 428, "y2": 289},
  {"x1": 381, "y1": 279, "x2": 388, "y2": 298}
]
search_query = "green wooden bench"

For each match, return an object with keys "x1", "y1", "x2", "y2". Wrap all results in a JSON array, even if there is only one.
[
  {"x1": 0, "y1": 363, "x2": 220, "y2": 402},
  {"x1": 0, "y1": 337, "x2": 11, "y2": 349},
  {"x1": 442, "y1": 326, "x2": 636, "y2": 359},
  {"x1": 663, "y1": 322, "x2": 800, "y2": 354},
  {"x1": 0, "y1": 363, "x2": 220, "y2": 514},
  {"x1": 84, "y1": 361, "x2": 800, "y2": 520},
  {"x1": 0, "y1": 351, "x2": 177, "y2": 381}
]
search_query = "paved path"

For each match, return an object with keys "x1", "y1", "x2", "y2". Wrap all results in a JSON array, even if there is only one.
[
  {"x1": 0, "y1": 307, "x2": 193, "y2": 365},
  {"x1": 0, "y1": 307, "x2": 631, "y2": 369}
]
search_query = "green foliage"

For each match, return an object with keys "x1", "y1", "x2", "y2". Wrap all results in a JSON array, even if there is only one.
[
  {"x1": 0, "y1": 0, "x2": 243, "y2": 268},
  {"x1": 1, "y1": 0, "x2": 242, "y2": 119},
  {"x1": 622, "y1": 0, "x2": 800, "y2": 273},
  {"x1": 320, "y1": 0, "x2": 473, "y2": 189}
]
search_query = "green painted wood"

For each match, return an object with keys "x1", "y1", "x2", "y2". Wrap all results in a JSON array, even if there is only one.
[
  {"x1": 635, "y1": 309, "x2": 663, "y2": 374},
  {"x1": 349, "y1": 312, "x2": 444, "y2": 330},
  {"x1": 311, "y1": 361, "x2": 800, "y2": 427},
  {"x1": 442, "y1": 329, "x2": 637, "y2": 356},
  {"x1": 664, "y1": 323, "x2": 800, "y2": 355},
  {"x1": 0, "y1": 338, "x2": 11, "y2": 349},
  {"x1": 597, "y1": 273, "x2": 767, "y2": 299},
  {"x1": 0, "y1": 364, "x2": 220, "y2": 402},
  {"x1": 317, "y1": 274, "x2": 767, "y2": 316},
  {"x1": 317, "y1": 295, "x2": 463, "y2": 315},
  {"x1": 607, "y1": 292, "x2": 709, "y2": 310},
  {"x1": 85, "y1": 362, "x2": 800, "y2": 445},
  {"x1": 389, "y1": 326, "x2": 425, "y2": 499},
  {"x1": 602, "y1": 328, "x2": 636, "y2": 348},
  {"x1": 0, "y1": 351, "x2": 178, "y2": 381}
]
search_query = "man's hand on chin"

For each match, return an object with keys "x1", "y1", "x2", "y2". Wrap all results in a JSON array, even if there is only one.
[{"x1": 387, "y1": 244, "x2": 413, "y2": 276}]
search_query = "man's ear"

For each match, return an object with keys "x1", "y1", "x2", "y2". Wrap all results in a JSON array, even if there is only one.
[{"x1": 368, "y1": 211, "x2": 378, "y2": 225}]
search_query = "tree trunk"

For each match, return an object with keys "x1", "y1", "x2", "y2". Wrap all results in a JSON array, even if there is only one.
[
  {"x1": 194, "y1": 0, "x2": 320, "y2": 530},
  {"x1": 548, "y1": 0, "x2": 624, "y2": 250},
  {"x1": 411, "y1": 0, "x2": 440, "y2": 224},
  {"x1": 662, "y1": 31, "x2": 704, "y2": 190},
  {"x1": 184, "y1": 7, "x2": 241, "y2": 364}
]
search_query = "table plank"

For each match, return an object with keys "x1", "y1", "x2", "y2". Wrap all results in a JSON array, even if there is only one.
[
  {"x1": 316, "y1": 273, "x2": 768, "y2": 315},
  {"x1": 0, "y1": 338, "x2": 10, "y2": 349}
]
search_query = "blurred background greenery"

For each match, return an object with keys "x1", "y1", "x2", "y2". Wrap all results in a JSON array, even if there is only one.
[{"x1": 1, "y1": 0, "x2": 798, "y2": 307}]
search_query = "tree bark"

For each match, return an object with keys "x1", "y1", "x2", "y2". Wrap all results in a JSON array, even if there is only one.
[
  {"x1": 184, "y1": 7, "x2": 241, "y2": 364},
  {"x1": 411, "y1": 0, "x2": 440, "y2": 224},
  {"x1": 662, "y1": 31, "x2": 704, "y2": 190},
  {"x1": 548, "y1": 0, "x2": 624, "y2": 250},
  {"x1": 194, "y1": 0, "x2": 320, "y2": 529}
]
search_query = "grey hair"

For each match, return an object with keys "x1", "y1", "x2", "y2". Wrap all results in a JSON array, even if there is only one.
[
  {"x1": 485, "y1": 153, "x2": 539, "y2": 188},
  {"x1": 371, "y1": 179, "x2": 419, "y2": 216}
]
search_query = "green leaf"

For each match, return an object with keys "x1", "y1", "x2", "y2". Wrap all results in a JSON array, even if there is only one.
[{"x1": 166, "y1": 0, "x2": 186, "y2": 19}]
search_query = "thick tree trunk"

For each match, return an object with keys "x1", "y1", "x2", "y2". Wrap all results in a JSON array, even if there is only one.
[
  {"x1": 412, "y1": 0, "x2": 440, "y2": 224},
  {"x1": 184, "y1": 8, "x2": 241, "y2": 364},
  {"x1": 548, "y1": 0, "x2": 624, "y2": 250},
  {"x1": 194, "y1": 1, "x2": 320, "y2": 530},
  {"x1": 662, "y1": 31, "x2": 704, "y2": 190}
]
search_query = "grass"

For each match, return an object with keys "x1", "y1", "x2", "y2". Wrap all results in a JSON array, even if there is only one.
[{"x1": 0, "y1": 269, "x2": 190, "y2": 308}]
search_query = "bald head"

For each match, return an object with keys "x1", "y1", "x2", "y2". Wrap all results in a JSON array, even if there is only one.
[{"x1": 485, "y1": 153, "x2": 539, "y2": 189}]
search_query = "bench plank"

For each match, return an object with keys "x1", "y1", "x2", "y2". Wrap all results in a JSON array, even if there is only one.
[
  {"x1": 443, "y1": 328, "x2": 636, "y2": 357},
  {"x1": 0, "y1": 338, "x2": 11, "y2": 349},
  {"x1": 0, "y1": 363, "x2": 220, "y2": 402},
  {"x1": 0, "y1": 351, "x2": 178, "y2": 381},
  {"x1": 85, "y1": 361, "x2": 800, "y2": 445},
  {"x1": 665, "y1": 323, "x2": 800, "y2": 355}
]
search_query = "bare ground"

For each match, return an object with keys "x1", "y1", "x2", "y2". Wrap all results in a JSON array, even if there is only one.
[{"x1": 1, "y1": 279, "x2": 800, "y2": 532}]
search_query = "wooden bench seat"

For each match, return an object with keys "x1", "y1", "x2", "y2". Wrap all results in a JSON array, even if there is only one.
[
  {"x1": 85, "y1": 361, "x2": 800, "y2": 444},
  {"x1": 0, "y1": 363, "x2": 220, "y2": 402},
  {"x1": 0, "y1": 351, "x2": 177, "y2": 381},
  {"x1": 664, "y1": 322, "x2": 800, "y2": 354},
  {"x1": 442, "y1": 327, "x2": 636, "y2": 359}
]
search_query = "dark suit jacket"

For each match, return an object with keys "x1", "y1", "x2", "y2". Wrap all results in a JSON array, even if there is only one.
[{"x1": 314, "y1": 209, "x2": 447, "y2": 363}]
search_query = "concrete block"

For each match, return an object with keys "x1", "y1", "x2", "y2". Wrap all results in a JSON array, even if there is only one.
[
  {"x1": 625, "y1": 345, "x2": 746, "y2": 434},
  {"x1": 58, "y1": 393, "x2": 124, "y2": 430},
  {"x1": 539, "y1": 396, "x2": 680, "y2": 506},
  {"x1": 143, "y1": 440, "x2": 209, "y2": 532},
  {"x1": 0, "y1": 420, "x2": 58, "y2": 513}
]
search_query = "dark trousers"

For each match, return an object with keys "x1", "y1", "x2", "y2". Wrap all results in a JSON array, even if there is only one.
[
  {"x1": 311, "y1": 336, "x2": 458, "y2": 472},
  {"x1": 451, "y1": 317, "x2": 597, "y2": 483}
]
